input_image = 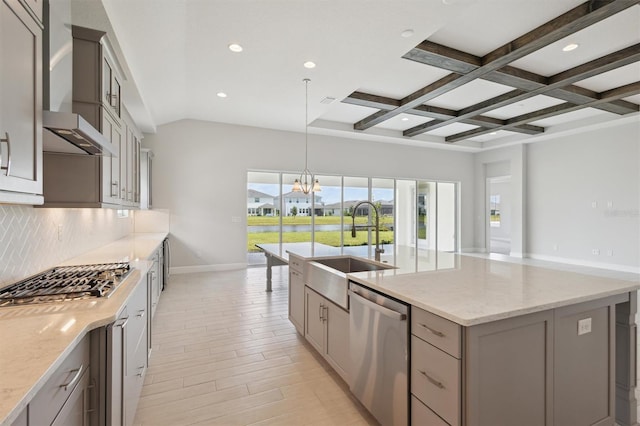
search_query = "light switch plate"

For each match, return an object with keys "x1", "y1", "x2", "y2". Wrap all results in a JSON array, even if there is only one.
[{"x1": 578, "y1": 318, "x2": 592, "y2": 335}]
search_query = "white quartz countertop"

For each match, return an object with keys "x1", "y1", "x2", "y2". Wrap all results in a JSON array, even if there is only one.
[
  {"x1": 0, "y1": 233, "x2": 167, "y2": 426},
  {"x1": 348, "y1": 253, "x2": 640, "y2": 326}
]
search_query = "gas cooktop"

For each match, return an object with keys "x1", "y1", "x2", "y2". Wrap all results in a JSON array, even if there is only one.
[{"x1": 0, "y1": 262, "x2": 131, "y2": 307}]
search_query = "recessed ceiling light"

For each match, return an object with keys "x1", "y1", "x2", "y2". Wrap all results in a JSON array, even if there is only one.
[
  {"x1": 217, "y1": 92, "x2": 227, "y2": 98},
  {"x1": 562, "y1": 43, "x2": 579, "y2": 52},
  {"x1": 401, "y1": 117, "x2": 409, "y2": 121},
  {"x1": 228, "y1": 43, "x2": 243, "y2": 53},
  {"x1": 400, "y1": 29, "x2": 414, "y2": 38},
  {"x1": 303, "y1": 61, "x2": 316, "y2": 69}
]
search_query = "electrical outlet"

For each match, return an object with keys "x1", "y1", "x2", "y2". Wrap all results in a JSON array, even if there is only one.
[
  {"x1": 591, "y1": 248, "x2": 600, "y2": 255},
  {"x1": 578, "y1": 318, "x2": 592, "y2": 335},
  {"x1": 607, "y1": 201, "x2": 613, "y2": 208},
  {"x1": 57, "y1": 224, "x2": 63, "y2": 242},
  {"x1": 591, "y1": 201, "x2": 598, "y2": 208}
]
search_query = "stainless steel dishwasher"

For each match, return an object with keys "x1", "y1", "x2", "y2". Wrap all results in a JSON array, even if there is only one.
[{"x1": 349, "y1": 281, "x2": 408, "y2": 426}]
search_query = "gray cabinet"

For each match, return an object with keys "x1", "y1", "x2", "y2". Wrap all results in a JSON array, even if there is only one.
[
  {"x1": 411, "y1": 307, "x2": 462, "y2": 426},
  {"x1": 105, "y1": 277, "x2": 148, "y2": 426},
  {"x1": 288, "y1": 255, "x2": 305, "y2": 334},
  {"x1": 304, "y1": 287, "x2": 350, "y2": 382},
  {"x1": 139, "y1": 148, "x2": 153, "y2": 209},
  {"x1": 101, "y1": 108, "x2": 122, "y2": 205},
  {"x1": 29, "y1": 335, "x2": 91, "y2": 426},
  {"x1": 42, "y1": 25, "x2": 141, "y2": 208},
  {"x1": 0, "y1": 0, "x2": 43, "y2": 204},
  {"x1": 410, "y1": 294, "x2": 624, "y2": 426}
]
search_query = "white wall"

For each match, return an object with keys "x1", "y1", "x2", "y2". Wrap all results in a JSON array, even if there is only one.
[
  {"x1": 526, "y1": 122, "x2": 639, "y2": 270},
  {"x1": 473, "y1": 120, "x2": 639, "y2": 271},
  {"x1": 142, "y1": 119, "x2": 476, "y2": 270}
]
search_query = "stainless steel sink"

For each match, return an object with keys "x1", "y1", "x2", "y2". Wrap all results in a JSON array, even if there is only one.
[{"x1": 306, "y1": 256, "x2": 395, "y2": 310}]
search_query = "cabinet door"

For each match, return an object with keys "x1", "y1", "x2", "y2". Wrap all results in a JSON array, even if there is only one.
[
  {"x1": 304, "y1": 288, "x2": 325, "y2": 353},
  {"x1": 325, "y1": 301, "x2": 350, "y2": 382},
  {"x1": 101, "y1": 110, "x2": 122, "y2": 205},
  {"x1": 102, "y1": 56, "x2": 112, "y2": 108},
  {"x1": 51, "y1": 368, "x2": 91, "y2": 426},
  {"x1": 289, "y1": 269, "x2": 304, "y2": 334},
  {"x1": 465, "y1": 310, "x2": 553, "y2": 426},
  {"x1": 0, "y1": 0, "x2": 42, "y2": 196}
]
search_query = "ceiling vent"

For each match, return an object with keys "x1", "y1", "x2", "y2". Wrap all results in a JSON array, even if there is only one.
[{"x1": 320, "y1": 97, "x2": 336, "y2": 105}]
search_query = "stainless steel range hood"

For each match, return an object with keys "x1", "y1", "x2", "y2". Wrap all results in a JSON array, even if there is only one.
[{"x1": 43, "y1": 111, "x2": 118, "y2": 156}]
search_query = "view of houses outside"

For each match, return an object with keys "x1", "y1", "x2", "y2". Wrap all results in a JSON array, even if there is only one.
[
  {"x1": 247, "y1": 173, "x2": 394, "y2": 258},
  {"x1": 247, "y1": 172, "x2": 457, "y2": 265}
]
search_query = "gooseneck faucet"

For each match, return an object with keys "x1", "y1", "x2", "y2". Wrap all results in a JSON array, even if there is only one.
[{"x1": 351, "y1": 200, "x2": 384, "y2": 262}]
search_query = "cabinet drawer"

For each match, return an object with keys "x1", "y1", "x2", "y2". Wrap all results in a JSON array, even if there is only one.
[
  {"x1": 289, "y1": 255, "x2": 304, "y2": 274},
  {"x1": 412, "y1": 306, "x2": 461, "y2": 358},
  {"x1": 126, "y1": 278, "x2": 148, "y2": 354},
  {"x1": 411, "y1": 336, "x2": 461, "y2": 426},
  {"x1": 30, "y1": 336, "x2": 90, "y2": 426},
  {"x1": 124, "y1": 335, "x2": 147, "y2": 426},
  {"x1": 412, "y1": 395, "x2": 449, "y2": 426}
]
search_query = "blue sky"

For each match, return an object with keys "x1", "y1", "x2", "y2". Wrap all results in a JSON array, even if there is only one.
[{"x1": 249, "y1": 183, "x2": 393, "y2": 204}]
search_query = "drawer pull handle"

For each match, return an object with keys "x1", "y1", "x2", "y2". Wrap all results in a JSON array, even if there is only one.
[
  {"x1": 137, "y1": 365, "x2": 145, "y2": 377},
  {"x1": 136, "y1": 309, "x2": 146, "y2": 318},
  {"x1": 0, "y1": 132, "x2": 11, "y2": 176},
  {"x1": 419, "y1": 322, "x2": 445, "y2": 338},
  {"x1": 419, "y1": 370, "x2": 445, "y2": 389},
  {"x1": 60, "y1": 365, "x2": 83, "y2": 391}
]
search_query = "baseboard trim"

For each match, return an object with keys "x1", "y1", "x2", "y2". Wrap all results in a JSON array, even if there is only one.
[
  {"x1": 171, "y1": 263, "x2": 247, "y2": 275},
  {"x1": 527, "y1": 254, "x2": 640, "y2": 275}
]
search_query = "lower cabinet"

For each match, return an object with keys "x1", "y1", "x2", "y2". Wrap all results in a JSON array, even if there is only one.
[
  {"x1": 27, "y1": 335, "x2": 91, "y2": 426},
  {"x1": 93, "y1": 274, "x2": 148, "y2": 426},
  {"x1": 288, "y1": 267, "x2": 304, "y2": 334},
  {"x1": 304, "y1": 287, "x2": 350, "y2": 382},
  {"x1": 410, "y1": 294, "x2": 623, "y2": 426}
]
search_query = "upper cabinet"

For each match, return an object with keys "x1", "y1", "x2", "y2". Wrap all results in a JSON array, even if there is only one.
[
  {"x1": 42, "y1": 25, "x2": 142, "y2": 208},
  {"x1": 0, "y1": 0, "x2": 44, "y2": 205}
]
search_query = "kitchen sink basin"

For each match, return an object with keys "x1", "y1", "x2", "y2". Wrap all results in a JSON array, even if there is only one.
[{"x1": 306, "y1": 256, "x2": 395, "y2": 310}]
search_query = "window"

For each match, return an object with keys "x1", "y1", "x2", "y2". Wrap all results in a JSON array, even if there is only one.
[
  {"x1": 490, "y1": 195, "x2": 501, "y2": 227},
  {"x1": 247, "y1": 171, "x2": 459, "y2": 267}
]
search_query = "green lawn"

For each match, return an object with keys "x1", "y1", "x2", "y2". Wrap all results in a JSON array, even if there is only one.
[
  {"x1": 247, "y1": 215, "x2": 395, "y2": 252},
  {"x1": 248, "y1": 231, "x2": 394, "y2": 252}
]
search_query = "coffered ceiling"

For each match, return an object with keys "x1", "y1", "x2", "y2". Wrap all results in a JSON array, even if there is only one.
[{"x1": 69, "y1": 0, "x2": 640, "y2": 151}]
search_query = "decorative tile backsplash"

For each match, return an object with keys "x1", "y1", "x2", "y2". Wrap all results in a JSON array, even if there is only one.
[{"x1": 0, "y1": 205, "x2": 133, "y2": 286}]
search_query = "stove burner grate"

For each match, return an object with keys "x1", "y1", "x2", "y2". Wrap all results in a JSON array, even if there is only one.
[{"x1": 0, "y1": 263, "x2": 131, "y2": 307}]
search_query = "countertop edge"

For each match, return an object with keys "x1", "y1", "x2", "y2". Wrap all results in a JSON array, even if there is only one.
[
  {"x1": 347, "y1": 275, "x2": 640, "y2": 327},
  {"x1": 0, "y1": 234, "x2": 166, "y2": 426}
]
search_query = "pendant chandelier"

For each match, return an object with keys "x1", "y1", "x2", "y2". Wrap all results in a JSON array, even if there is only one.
[{"x1": 292, "y1": 78, "x2": 321, "y2": 194}]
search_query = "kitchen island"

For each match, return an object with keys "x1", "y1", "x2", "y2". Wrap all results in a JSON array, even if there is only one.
[
  {"x1": 0, "y1": 233, "x2": 168, "y2": 426},
  {"x1": 282, "y1": 243, "x2": 640, "y2": 425},
  {"x1": 346, "y1": 254, "x2": 640, "y2": 426}
]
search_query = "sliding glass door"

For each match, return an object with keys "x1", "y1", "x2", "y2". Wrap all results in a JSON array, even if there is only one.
[{"x1": 247, "y1": 171, "x2": 459, "y2": 267}]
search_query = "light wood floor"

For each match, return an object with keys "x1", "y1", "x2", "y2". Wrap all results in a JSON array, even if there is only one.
[{"x1": 133, "y1": 267, "x2": 376, "y2": 426}]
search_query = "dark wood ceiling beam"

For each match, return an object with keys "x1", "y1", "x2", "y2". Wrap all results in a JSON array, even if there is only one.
[
  {"x1": 403, "y1": 89, "x2": 531, "y2": 136},
  {"x1": 549, "y1": 43, "x2": 640, "y2": 84},
  {"x1": 405, "y1": 41, "x2": 639, "y2": 115},
  {"x1": 343, "y1": 92, "x2": 543, "y2": 135},
  {"x1": 354, "y1": 0, "x2": 639, "y2": 131},
  {"x1": 481, "y1": 0, "x2": 639, "y2": 65},
  {"x1": 445, "y1": 80, "x2": 640, "y2": 142},
  {"x1": 405, "y1": 44, "x2": 640, "y2": 137}
]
